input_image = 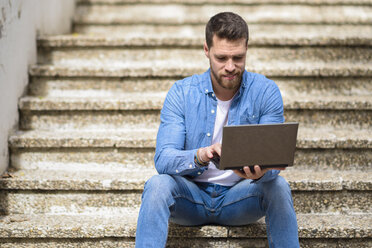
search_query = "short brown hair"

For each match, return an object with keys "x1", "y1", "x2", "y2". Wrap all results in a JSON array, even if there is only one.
[{"x1": 205, "y1": 12, "x2": 249, "y2": 48}]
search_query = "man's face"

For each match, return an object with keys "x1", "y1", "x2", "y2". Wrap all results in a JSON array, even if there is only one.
[{"x1": 204, "y1": 35, "x2": 247, "y2": 92}]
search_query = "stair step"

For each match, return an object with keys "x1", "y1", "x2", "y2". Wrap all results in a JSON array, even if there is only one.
[
  {"x1": 74, "y1": 24, "x2": 372, "y2": 45},
  {"x1": 0, "y1": 167, "x2": 371, "y2": 215},
  {"x1": 38, "y1": 47, "x2": 372, "y2": 67},
  {"x1": 8, "y1": 127, "x2": 372, "y2": 149},
  {"x1": 28, "y1": 76, "x2": 372, "y2": 96},
  {"x1": 1, "y1": 185, "x2": 371, "y2": 216},
  {"x1": 19, "y1": 95, "x2": 372, "y2": 111},
  {"x1": 74, "y1": 4, "x2": 372, "y2": 25},
  {"x1": 29, "y1": 64, "x2": 372, "y2": 78},
  {"x1": 9, "y1": 146, "x2": 372, "y2": 172},
  {"x1": 28, "y1": 77, "x2": 175, "y2": 95},
  {"x1": 39, "y1": 24, "x2": 372, "y2": 46},
  {"x1": 77, "y1": 0, "x2": 372, "y2": 5},
  {"x1": 0, "y1": 213, "x2": 370, "y2": 244},
  {"x1": 18, "y1": 95, "x2": 372, "y2": 130},
  {"x1": 9, "y1": 129, "x2": 157, "y2": 148},
  {"x1": 1, "y1": 167, "x2": 371, "y2": 191},
  {"x1": 19, "y1": 108, "x2": 372, "y2": 131}
]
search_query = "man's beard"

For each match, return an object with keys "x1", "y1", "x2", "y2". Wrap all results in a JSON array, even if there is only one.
[{"x1": 212, "y1": 68, "x2": 242, "y2": 90}]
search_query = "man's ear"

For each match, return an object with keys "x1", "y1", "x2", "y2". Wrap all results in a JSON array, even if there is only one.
[{"x1": 204, "y1": 41, "x2": 210, "y2": 58}]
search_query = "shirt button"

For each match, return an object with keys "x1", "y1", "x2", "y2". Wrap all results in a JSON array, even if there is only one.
[
  {"x1": 205, "y1": 89, "x2": 209, "y2": 93},
  {"x1": 207, "y1": 133, "x2": 211, "y2": 137},
  {"x1": 198, "y1": 172, "x2": 201, "y2": 175},
  {"x1": 176, "y1": 169, "x2": 179, "y2": 173},
  {"x1": 211, "y1": 109, "x2": 215, "y2": 114},
  {"x1": 212, "y1": 93, "x2": 215, "y2": 97},
  {"x1": 189, "y1": 164, "x2": 193, "y2": 168}
]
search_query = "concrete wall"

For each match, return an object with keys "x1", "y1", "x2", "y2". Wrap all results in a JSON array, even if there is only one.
[{"x1": 0, "y1": 0, "x2": 76, "y2": 174}]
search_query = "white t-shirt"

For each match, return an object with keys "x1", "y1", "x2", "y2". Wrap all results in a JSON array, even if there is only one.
[{"x1": 192, "y1": 98, "x2": 242, "y2": 186}]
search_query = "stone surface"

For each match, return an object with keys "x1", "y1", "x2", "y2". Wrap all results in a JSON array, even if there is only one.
[
  {"x1": 9, "y1": 147, "x2": 372, "y2": 172},
  {"x1": 38, "y1": 47, "x2": 372, "y2": 67},
  {"x1": 73, "y1": 24, "x2": 372, "y2": 47},
  {"x1": 0, "y1": 213, "x2": 370, "y2": 239},
  {"x1": 0, "y1": 167, "x2": 370, "y2": 191},
  {"x1": 29, "y1": 64, "x2": 372, "y2": 78},
  {"x1": 28, "y1": 77, "x2": 175, "y2": 96},
  {"x1": 18, "y1": 95, "x2": 372, "y2": 112},
  {"x1": 10, "y1": 147, "x2": 156, "y2": 170},
  {"x1": 8, "y1": 127, "x2": 372, "y2": 149},
  {"x1": 0, "y1": 238, "x2": 371, "y2": 248},
  {"x1": 74, "y1": 4, "x2": 372, "y2": 25},
  {"x1": 0, "y1": 182, "x2": 370, "y2": 215},
  {"x1": 38, "y1": 24, "x2": 372, "y2": 46},
  {"x1": 19, "y1": 109, "x2": 372, "y2": 131},
  {"x1": 77, "y1": 0, "x2": 372, "y2": 5},
  {"x1": 27, "y1": 76, "x2": 372, "y2": 97}
]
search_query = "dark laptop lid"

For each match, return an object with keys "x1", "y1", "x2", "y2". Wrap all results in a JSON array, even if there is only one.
[{"x1": 218, "y1": 122, "x2": 299, "y2": 170}]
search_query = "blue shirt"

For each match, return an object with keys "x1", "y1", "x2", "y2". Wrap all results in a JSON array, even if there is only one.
[{"x1": 154, "y1": 69, "x2": 285, "y2": 184}]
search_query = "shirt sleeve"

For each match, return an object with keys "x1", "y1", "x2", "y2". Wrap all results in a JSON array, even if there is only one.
[
  {"x1": 253, "y1": 80, "x2": 285, "y2": 183},
  {"x1": 154, "y1": 82, "x2": 206, "y2": 176}
]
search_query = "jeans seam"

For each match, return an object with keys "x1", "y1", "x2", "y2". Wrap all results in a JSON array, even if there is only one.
[
  {"x1": 220, "y1": 193, "x2": 260, "y2": 210},
  {"x1": 262, "y1": 195, "x2": 274, "y2": 247},
  {"x1": 173, "y1": 194, "x2": 204, "y2": 205}
]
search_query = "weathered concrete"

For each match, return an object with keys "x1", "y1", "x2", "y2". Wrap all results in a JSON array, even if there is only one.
[
  {"x1": 74, "y1": 4, "x2": 372, "y2": 25},
  {"x1": 37, "y1": 47, "x2": 372, "y2": 66},
  {"x1": 38, "y1": 24, "x2": 372, "y2": 46},
  {"x1": 8, "y1": 127, "x2": 372, "y2": 149},
  {"x1": 0, "y1": 213, "x2": 370, "y2": 239},
  {"x1": 8, "y1": 147, "x2": 372, "y2": 171},
  {"x1": 78, "y1": 0, "x2": 372, "y2": 5},
  {"x1": 0, "y1": 167, "x2": 371, "y2": 191}
]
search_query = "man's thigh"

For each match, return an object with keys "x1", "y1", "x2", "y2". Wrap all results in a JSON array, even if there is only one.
[
  {"x1": 216, "y1": 179, "x2": 265, "y2": 226},
  {"x1": 165, "y1": 176, "x2": 211, "y2": 226}
]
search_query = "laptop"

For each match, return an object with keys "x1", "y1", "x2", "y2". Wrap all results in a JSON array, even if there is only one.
[{"x1": 211, "y1": 122, "x2": 299, "y2": 171}]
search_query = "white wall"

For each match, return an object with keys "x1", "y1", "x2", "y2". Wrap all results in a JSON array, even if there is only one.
[{"x1": 0, "y1": 0, "x2": 76, "y2": 174}]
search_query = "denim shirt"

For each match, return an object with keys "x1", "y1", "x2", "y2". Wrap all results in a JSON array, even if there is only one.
[{"x1": 154, "y1": 69, "x2": 285, "y2": 183}]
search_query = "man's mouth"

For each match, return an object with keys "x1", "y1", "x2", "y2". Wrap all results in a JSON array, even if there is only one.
[{"x1": 223, "y1": 74, "x2": 236, "y2": 80}]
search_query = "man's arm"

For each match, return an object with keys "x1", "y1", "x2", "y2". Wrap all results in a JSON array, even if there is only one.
[{"x1": 154, "y1": 83, "x2": 205, "y2": 176}]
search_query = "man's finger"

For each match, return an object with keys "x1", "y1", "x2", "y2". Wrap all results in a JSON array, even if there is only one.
[
  {"x1": 207, "y1": 149, "x2": 214, "y2": 159},
  {"x1": 233, "y1": 169, "x2": 247, "y2": 179},
  {"x1": 243, "y1": 166, "x2": 255, "y2": 177},
  {"x1": 214, "y1": 144, "x2": 222, "y2": 156}
]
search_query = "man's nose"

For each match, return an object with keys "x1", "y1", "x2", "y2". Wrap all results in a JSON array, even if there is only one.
[{"x1": 225, "y1": 59, "x2": 235, "y2": 72}]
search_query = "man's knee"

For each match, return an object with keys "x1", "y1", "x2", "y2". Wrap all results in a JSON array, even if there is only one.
[
  {"x1": 142, "y1": 174, "x2": 176, "y2": 205},
  {"x1": 262, "y1": 176, "x2": 292, "y2": 200},
  {"x1": 144, "y1": 174, "x2": 174, "y2": 194}
]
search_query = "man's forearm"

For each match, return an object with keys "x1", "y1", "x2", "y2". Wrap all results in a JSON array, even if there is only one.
[{"x1": 154, "y1": 147, "x2": 206, "y2": 176}]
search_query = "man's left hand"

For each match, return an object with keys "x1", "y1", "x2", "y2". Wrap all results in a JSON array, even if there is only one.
[{"x1": 233, "y1": 165, "x2": 286, "y2": 180}]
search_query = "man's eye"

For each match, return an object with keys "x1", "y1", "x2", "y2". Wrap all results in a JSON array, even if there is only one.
[
  {"x1": 234, "y1": 57, "x2": 243, "y2": 61},
  {"x1": 217, "y1": 57, "x2": 226, "y2": 61}
]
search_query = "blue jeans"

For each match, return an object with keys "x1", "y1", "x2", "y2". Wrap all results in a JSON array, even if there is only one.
[{"x1": 135, "y1": 174, "x2": 299, "y2": 248}]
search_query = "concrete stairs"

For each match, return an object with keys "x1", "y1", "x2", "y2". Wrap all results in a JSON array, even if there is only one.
[{"x1": 1, "y1": 0, "x2": 372, "y2": 247}]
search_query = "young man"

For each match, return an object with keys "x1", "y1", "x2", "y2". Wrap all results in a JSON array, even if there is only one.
[{"x1": 135, "y1": 12, "x2": 300, "y2": 248}]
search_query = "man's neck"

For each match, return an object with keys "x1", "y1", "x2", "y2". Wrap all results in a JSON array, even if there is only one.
[{"x1": 212, "y1": 79, "x2": 240, "y2": 101}]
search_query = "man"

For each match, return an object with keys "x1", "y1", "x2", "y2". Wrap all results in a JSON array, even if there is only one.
[{"x1": 135, "y1": 12, "x2": 299, "y2": 248}]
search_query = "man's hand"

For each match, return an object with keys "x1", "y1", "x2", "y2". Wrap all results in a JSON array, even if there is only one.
[
  {"x1": 233, "y1": 165, "x2": 286, "y2": 180},
  {"x1": 197, "y1": 143, "x2": 221, "y2": 163}
]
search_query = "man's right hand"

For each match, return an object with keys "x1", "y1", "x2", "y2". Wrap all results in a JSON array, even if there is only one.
[{"x1": 197, "y1": 143, "x2": 222, "y2": 163}]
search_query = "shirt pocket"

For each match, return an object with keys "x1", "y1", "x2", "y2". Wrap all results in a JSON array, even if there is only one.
[{"x1": 240, "y1": 112, "x2": 259, "y2": 125}]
